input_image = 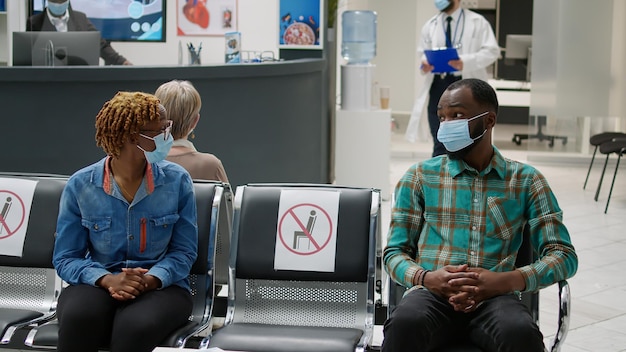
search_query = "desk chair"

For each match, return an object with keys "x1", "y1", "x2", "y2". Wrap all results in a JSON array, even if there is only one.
[
  {"x1": 0, "y1": 173, "x2": 68, "y2": 347},
  {"x1": 512, "y1": 115, "x2": 568, "y2": 147},
  {"x1": 386, "y1": 225, "x2": 571, "y2": 352},
  {"x1": 593, "y1": 139, "x2": 626, "y2": 214},
  {"x1": 23, "y1": 180, "x2": 232, "y2": 349},
  {"x1": 203, "y1": 183, "x2": 380, "y2": 352}
]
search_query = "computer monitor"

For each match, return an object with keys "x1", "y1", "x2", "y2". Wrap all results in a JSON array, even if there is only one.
[
  {"x1": 12, "y1": 31, "x2": 100, "y2": 66},
  {"x1": 505, "y1": 34, "x2": 532, "y2": 59},
  {"x1": 504, "y1": 34, "x2": 533, "y2": 81}
]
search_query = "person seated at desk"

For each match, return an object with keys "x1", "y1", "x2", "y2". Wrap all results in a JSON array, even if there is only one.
[
  {"x1": 53, "y1": 91, "x2": 197, "y2": 352},
  {"x1": 27, "y1": 0, "x2": 132, "y2": 66},
  {"x1": 156, "y1": 79, "x2": 229, "y2": 183}
]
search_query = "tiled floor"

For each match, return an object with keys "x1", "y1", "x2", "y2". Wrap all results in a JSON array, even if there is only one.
[{"x1": 372, "y1": 127, "x2": 626, "y2": 352}]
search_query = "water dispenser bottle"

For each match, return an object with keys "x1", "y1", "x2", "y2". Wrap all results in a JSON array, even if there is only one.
[{"x1": 341, "y1": 10, "x2": 377, "y2": 64}]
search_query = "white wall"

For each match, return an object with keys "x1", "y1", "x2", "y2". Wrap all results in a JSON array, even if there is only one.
[
  {"x1": 338, "y1": 0, "x2": 437, "y2": 114},
  {"x1": 4, "y1": 0, "x2": 278, "y2": 66},
  {"x1": 115, "y1": 0, "x2": 278, "y2": 66}
]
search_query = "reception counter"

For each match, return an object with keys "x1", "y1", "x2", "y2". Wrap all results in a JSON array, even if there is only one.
[{"x1": 0, "y1": 59, "x2": 329, "y2": 188}]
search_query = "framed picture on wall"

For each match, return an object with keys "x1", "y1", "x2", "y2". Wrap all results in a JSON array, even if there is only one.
[
  {"x1": 177, "y1": 0, "x2": 238, "y2": 36},
  {"x1": 278, "y1": 0, "x2": 324, "y2": 50}
]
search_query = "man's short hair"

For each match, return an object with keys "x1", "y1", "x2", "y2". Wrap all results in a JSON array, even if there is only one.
[{"x1": 447, "y1": 78, "x2": 499, "y2": 115}]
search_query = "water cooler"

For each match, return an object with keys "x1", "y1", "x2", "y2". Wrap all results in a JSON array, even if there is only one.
[
  {"x1": 334, "y1": 10, "x2": 390, "y2": 200},
  {"x1": 340, "y1": 10, "x2": 377, "y2": 111}
]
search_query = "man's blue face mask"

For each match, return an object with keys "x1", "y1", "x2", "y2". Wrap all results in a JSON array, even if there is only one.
[
  {"x1": 48, "y1": 1, "x2": 70, "y2": 16},
  {"x1": 437, "y1": 111, "x2": 488, "y2": 152},
  {"x1": 435, "y1": 0, "x2": 451, "y2": 11}
]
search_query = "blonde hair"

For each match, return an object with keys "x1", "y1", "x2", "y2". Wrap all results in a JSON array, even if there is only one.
[
  {"x1": 95, "y1": 91, "x2": 163, "y2": 158},
  {"x1": 154, "y1": 80, "x2": 202, "y2": 139}
]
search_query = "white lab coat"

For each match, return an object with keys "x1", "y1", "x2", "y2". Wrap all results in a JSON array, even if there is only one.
[{"x1": 405, "y1": 8, "x2": 500, "y2": 142}]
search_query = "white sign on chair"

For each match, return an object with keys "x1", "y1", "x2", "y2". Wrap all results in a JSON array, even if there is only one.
[
  {"x1": 274, "y1": 190, "x2": 340, "y2": 272},
  {"x1": 0, "y1": 178, "x2": 37, "y2": 257}
]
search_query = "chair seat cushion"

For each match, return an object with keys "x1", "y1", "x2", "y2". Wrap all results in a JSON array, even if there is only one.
[
  {"x1": 0, "y1": 308, "x2": 43, "y2": 336},
  {"x1": 208, "y1": 323, "x2": 364, "y2": 352},
  {"x1": 600, "y1": 139, "x2": 626, "y2": 155}
]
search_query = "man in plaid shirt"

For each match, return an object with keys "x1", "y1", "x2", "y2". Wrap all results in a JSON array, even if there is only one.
[{"x1": 382, "y1": 78, "x2": 578, "y2": 352}]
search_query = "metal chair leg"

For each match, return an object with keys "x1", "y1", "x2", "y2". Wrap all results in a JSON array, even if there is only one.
[
  {"x1": 583, "y1": 146, "x2": 598, "y2": 190},
  {"x1": 604, "y1": 154, "x2": 622, "y2": 214},
  {"x1": 594, "y1": 154, "x2": 610, "y2": 202}
]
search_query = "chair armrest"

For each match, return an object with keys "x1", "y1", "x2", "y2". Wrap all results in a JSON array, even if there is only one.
[
  {"x1": 1, "y1": 311, "x2": 57, "y2": 345},
  {"x1": 547, "y1": 280, "x2": 570, "y2": 352}
]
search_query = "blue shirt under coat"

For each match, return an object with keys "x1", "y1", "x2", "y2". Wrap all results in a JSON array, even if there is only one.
[{"x1": 53, "y1": 157, "x2": 198, "y2": 291}]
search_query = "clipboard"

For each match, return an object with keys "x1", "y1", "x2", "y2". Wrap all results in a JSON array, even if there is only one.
[{"x1": 424, "y1": 47, "x2": 459, "y2": 73}]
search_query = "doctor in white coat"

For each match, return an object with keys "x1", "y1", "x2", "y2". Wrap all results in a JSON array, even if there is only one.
[{"x1": 406, "y1": 0, "x2": 499, "y2": 156}]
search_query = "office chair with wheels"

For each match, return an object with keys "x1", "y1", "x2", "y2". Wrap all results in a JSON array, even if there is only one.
[
  {"x1": 583, "y1": 132, "x2": 626, "y2": 190},
  {"x1": 512, "y1": 115, "x2": 568, "y2": 147}
]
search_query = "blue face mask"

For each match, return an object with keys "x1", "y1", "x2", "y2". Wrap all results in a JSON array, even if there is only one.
[
  {"x1": 434, "y1": 0, "x2": 451, "y2": 11},
  {"x1": 437, "y1": 111, "x2": 488, "y2": 152},
  {"x1": 137, "y1": 132, "x2": 174, "y2": 164},
  {"x1": 48, "y1": 1, "x2": 69, "y2": 16}
]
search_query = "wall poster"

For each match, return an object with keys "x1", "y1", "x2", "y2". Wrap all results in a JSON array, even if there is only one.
[
  {"x1": 177, "y1": 0, "x2": 238, "y2": 36},
  {"x1": 278, "y1": 0, "x2": 324, "y2": 50}
]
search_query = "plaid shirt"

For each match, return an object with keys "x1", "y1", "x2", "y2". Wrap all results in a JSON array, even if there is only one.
[{"x1": 384, "y1": 147, "x2": 578, "y2": 292}]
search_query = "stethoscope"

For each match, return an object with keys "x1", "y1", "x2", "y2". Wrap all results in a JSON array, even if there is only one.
[{"x1": 440, "y1": 9, "x2": 465, "y2": 49}]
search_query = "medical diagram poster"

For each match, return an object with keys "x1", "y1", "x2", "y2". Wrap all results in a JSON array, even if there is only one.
[
  {"x1": 177, "y1": 0, "x2": 238, "y2": 36},
  {"x1": 278, "y1": 0, "x2": 324, "y2": 49}
]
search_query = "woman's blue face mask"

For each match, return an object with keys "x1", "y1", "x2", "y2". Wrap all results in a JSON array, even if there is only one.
[
  {"x1": 137, "y1": 132, "x2": 174, "y2": 164},
  {"x1": 437, "y1": 111, "x2": 488, "y2": 152}
]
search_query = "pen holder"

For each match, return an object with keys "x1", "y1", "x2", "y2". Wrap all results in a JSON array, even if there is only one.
[{"x1": 188, "y1": 47, "x2": 201, "y2": 65}]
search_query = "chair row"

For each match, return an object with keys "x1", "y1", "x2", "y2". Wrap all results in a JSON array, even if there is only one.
[{"x1": 0, "y1": 174, "x2": 382, "y2": 352}]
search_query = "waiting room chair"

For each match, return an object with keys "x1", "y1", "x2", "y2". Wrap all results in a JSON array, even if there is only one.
[
  {"x1": 386, "y1": 223, "x2": 571, "y2": 352},
  {"x1": 593, "y1": 139, "x2": 626, "y2": 214},
  {"x1": 583, "y1": 132, "x2": 626, "y2": 190},
  {"x1": 0, "y1": 173, "x2": 68, "y2": 347},
  {"x1": 203, "y1": 183, "x2": 381, "y2": 352},
  {"x1": 23, "y1": 180, "x2": 233, "y2": 349},
  {"x1": 211, "y1": 182, "x2": 234, "y2": 318}
]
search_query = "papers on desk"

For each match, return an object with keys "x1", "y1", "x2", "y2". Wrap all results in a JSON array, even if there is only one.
[{"x1": 424, "y1": 47, "x2": 459, "y2": 74}]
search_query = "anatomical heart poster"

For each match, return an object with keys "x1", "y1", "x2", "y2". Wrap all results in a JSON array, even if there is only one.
[{"x1": 177, "y1": 0, "x2": 238, "y2": 36}]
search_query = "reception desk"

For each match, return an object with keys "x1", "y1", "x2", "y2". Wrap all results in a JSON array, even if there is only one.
[{"x1": 0, "y1": 59, "x2": 329, "y2": 188}]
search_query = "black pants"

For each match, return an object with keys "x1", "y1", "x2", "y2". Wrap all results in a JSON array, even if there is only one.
[
  {"x1": 382, "y1": 288, "x2": 544, "y2": 352},
  {"x1": 428, "y1": 74, "x2": 462, "y2": 157},
  {"x1": 56, "y1": 284, "x2": 193, "y2": 352}
]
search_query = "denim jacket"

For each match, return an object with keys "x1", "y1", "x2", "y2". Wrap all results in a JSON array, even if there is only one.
[{"x1": 53, "y1": 157, "x2": 198, "y2": 291}]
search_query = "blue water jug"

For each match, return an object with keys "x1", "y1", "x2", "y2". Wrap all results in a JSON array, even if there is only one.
[{"x1": 341, "y1": 10, "x2": 377, "y2": 64}]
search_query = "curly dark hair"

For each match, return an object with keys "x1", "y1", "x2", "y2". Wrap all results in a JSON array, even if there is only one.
[{"x1": 95, "y1": 91, "x2": 162, "y2": 158}]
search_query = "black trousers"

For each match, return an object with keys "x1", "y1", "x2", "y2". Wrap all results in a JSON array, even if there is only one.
[
  {"x1": 382, "y1": 288, "x2": 544, "y2": 352},
  {"x1": 428, "y1": 74, "x2": 462, "y2": 157},
  {"x1": 56, "y1": 284, "x2": 193, "y2": 352}
]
